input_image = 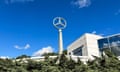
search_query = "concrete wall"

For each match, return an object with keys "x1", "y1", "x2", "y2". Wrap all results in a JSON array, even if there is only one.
[
  {"x1": 85, "y1": 33, "x2": 103, "y2": 59},
  {"x1": 67, "y1": 33, "x2": 88, "y2": 56},
  {"x1": 67, "y1": 33, "x2": 103, "y2": 60}
]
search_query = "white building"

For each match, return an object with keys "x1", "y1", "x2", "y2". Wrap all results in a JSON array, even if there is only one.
[
  {"x1": 30, "y1": 56, "x2": 57, "y2": 61},
  {"x1": 67, "y1": 33, "x2": 103, "y2": 60}
]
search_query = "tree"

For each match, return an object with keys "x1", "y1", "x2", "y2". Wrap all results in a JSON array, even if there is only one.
[
  {"x1": 63, "y1": 50, "x2": 67, "y2": 55},
  {"x1": 16, "y1": 55, "x2": 30, "y2": 59},
  {"x1": 42, "y1": 52, "x2": 58, "y2": 57}
]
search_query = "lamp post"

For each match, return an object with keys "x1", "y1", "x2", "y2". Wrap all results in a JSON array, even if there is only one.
[{"x1": 53, "y1": 17, "x2": 67, "y2": 64}]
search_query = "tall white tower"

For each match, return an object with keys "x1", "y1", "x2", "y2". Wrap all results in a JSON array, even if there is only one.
[{"x1": 53, "y1": 17, "x2": 67, "y2": 64}]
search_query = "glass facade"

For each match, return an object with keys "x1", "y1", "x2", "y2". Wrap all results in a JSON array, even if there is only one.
[
  {"x1": 72, "y1": 45, "x2": 84, "y2": 56},
  {"x1": 98, "y1": 34, "x2": 120, "y2": 56}
]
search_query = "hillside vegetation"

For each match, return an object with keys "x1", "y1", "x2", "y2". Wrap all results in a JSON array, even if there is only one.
[{"x1": 0, "y1": 50, "x2": 120, "y2": 72}]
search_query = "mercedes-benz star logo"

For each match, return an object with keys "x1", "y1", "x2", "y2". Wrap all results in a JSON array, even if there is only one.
[{"x1": 53, "y1": 17, "x2": 67, "y2": 29}]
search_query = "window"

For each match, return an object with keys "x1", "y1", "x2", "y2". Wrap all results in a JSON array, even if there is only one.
[
  {"x1": 98, "y1": 35, "x2": 120, "y2": 56},
  {"x1": 72, "y1": 45, "x2": 84, "y2": 56},
  {"x1": 98, "y1": 38, "x2": 109, "y2": 49}
]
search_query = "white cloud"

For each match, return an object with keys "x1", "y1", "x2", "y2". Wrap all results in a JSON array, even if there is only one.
[
  {"x1": 24, "y1": 44, "x2": 30, "y2": 49},
  {"x1": 14, "y1": 45, "x2": 23, "y2": 49},
  {"x1": 14, "y1": 44, "x2": 30, "y2": 50},
  {"x1": 5, "y1": 0, "x2": 34, "y2": 4},
  {"x1": 0, "y1": 56, "x2": 10, "y2": 59},
  {"x1": 33, "y1": 46, "x2": 54, "y2": 56},
  {"x1": 71, "y1": 0, "x2": 91, "y2": 8},
  {"x1": 91, "y1": 31, "x2": 105, "y2": 36},
  {"x1": 91, "y1": 31, "x2": 96, "y2": 34}
]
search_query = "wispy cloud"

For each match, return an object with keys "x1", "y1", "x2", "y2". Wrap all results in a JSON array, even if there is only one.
[
  {"x1": 71, "y1": 0, "x2": 91, "y2": 8},
  {"x1": 115, "y1": 9, "x2": 120, "y2": 15},
  {"x1": 24, "y1": 44, "x2": 30, "y2": 49},
  {"x1": 91, "y1": 30, "x2": 105, "y2": 36},
  {"x1": 5, "y1": 0, "x2": 34, "y2": 4},
  {"x1": 91, "y1": 31, "x2": 96, "y2": 34},
  {"x1": 14, "y1": 44, "x2": 30, "y2": 50},
  {"x1": 14, "y1": 45, "x2": 22, "y2": 49},
  {"x1": 33, "y1": 46, "x2": 54, "y2": 56}
]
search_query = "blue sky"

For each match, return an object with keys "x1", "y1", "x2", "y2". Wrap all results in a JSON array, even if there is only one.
[{"x1": 0, "y1": 0, "x2": 120, "y2": 58}]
